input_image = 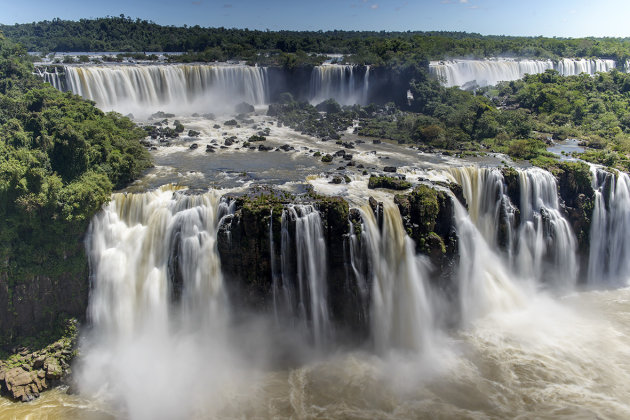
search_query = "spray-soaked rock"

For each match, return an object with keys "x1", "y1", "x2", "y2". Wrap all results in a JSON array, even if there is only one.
[{"x1": 0, "y1": 320, "x2": 76, "y2": 402}]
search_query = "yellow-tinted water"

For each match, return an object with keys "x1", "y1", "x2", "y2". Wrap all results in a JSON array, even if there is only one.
[{"x1": 3, "y1": 287, "x2": 629, "y2": 420}]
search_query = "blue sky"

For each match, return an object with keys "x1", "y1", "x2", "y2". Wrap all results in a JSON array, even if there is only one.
[{"x1": 2, "y1": 0, "x2": 629, "y2": 37}]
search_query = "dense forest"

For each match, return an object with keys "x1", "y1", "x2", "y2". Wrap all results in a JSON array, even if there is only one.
[
  {"x1": 4, "y1": 16, "x2": 630, "y2": 67},
  {"x1": 0, "y1": 32, "x2": 151, "y2": 347}
]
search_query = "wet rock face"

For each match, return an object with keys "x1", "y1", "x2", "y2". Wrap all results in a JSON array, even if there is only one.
[
  {"x1": 394, "y1": 184, "x2": 458, "y2": 277},
  {"x1": 552, "y1": 162, "x2": 595, "y2": 257},
  {"x1": 0, "y1": 323, "x2": 76, "y2": 402},
  {"x1": 217, "y1": 193, "x2": 279, "y2": 310},
  {"x1": 216, "y1": 190, "x2": 368, "y2": 339}
]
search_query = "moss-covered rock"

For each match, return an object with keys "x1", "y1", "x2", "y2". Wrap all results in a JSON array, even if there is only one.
[
  {"x1": 394, "y1": 184, "x2": 458, "y2": 272},
  {"x1": 551, "y1": 161, "x2": 595, "y2": 257},
  {"x1": 368, "y1": 176, "x2": 411, "y2": 190},
  {"x1": 217, "y1": 188, "x2": 290, "y2": 310},
  {"x1": 321, "y1": 154, "x2": 333, "y2": 163},
  {"x1": 501, "y1": 166, "x2": 521, "y2": 210},
  {"x1": 0, "y1": 319, "x2": 77, "y2": 402}
]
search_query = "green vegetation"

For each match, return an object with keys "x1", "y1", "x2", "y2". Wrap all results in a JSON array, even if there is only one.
[
  {"x1": 0, "y1": 33, "x2": 151, "y2": 347},
  {"x1": 368, "y1": 176, "x2": 411, "y2": 190},
  {"x1": 5, "y1": 16, "x2": 630, "y2": 68},
  {"x1": 267, "y1": 66, "x2": 630, "y2": 170},
  {"x1": 395, "y1": 185, "x2": 449, "y2": 256},
  {"x1": 495, "y1": 69, "x2": 630, "y2": 170}
]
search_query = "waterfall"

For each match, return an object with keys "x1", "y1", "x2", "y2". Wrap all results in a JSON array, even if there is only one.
[
  {"x1": 60, "y1": 64, "x2": 269, "y2": 115},
  {"x1": 430, "y1": 59, "x2": 555, "y2": 88},
  {"x1": 273, "y1": 204, "x2": 331, "y2": 348},
  {"x1": 516, "y1": 168, "x2": 578, "y2": 288},
  {"x1": 444, "y1": 166, "x2": 577, "y2": 290},
  {"x1": 79, "y1": 185, "x2": 236, "y2": 418},
  {"x1": 350, "y1": 204, "x2": 434, "y2": 353},
  {"x1": 85, "y1": 185, "x2": 229, "y2": 337},
  {"x1": 36, "y1": 67, "x2": 66, "y2": 91},
  {"x1": 363, "y1": 65, "x2": 370, "y2": 104},
  {"x1": 309, "y1": 64, "x2": 369, "y2": 105},
  {"x1": 588, "y1": 167, "x2": 630, "y2": 285},
  {"x1": 451, "y1": 196, "x2": 527, "y2": 323},
  {"x1": 555, "y1": 58, "x2": 616, "y2": 76},
  {"x1": 430, "y1": 58, "x2": 617, "y2": 88}
]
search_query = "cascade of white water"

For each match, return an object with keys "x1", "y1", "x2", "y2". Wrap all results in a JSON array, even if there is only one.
[
  {"x1": 363, "y1": 65, "x2": 370, "y2": 104},
  {"x1": 555, "y1": 58, "x2": 616, "y2": 76},
  {"x1": 351, "y1": 204, "x2": 434, "y2": 353},
  {"x1": 275, "y1": 204, "x2": 331, "y2": 347},
  {"x1": 451, "y1": 197, "x2": 528, "y2": 323},
  {"x1": 85, "y1": 185, "x2": 228, "y2": 337},
  {"x1": 442, "y1": 166, "x2": 577, "y2": 289},
  {"x1": 430, "y1": 59, "x2": 555, "y2": 88},
  {"x1": 309, "y1": 64, "x2": 369, "y2": 105},
  {"x1": 80, "y1": 185, "x2": 238, "y2": 419},
  {"x1": 587, "y1": 167, "x2": 630, "y2": 285},
  {"x1": 63, "y1": 64, "x2": 269, "y2": 115},
  {"x1": 37, "y1": 67, "x2": 65, "y2": 91},
  {"x1": 446, "y1": 167, "x2": 508, "y2": 247},
  {"x1": 430, "y1": 58, "x2": 616, "y2": 88},
  {"x1": 516, "y1": 168, "x2": 578, "y2": 288}
]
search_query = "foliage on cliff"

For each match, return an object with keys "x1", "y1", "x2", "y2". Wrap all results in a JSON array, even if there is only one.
[{"x1": 0, "y1": 33, "x2": 151, "y2": 347}]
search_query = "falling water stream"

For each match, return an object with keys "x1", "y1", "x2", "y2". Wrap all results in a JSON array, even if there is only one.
[{"x1": 5, "y1": 67, "x2": 630, "y2": 419}]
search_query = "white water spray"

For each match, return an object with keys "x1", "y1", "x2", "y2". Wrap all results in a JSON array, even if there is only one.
[
  {"x1": 588, "y1": 167, "x2": 630, "y2": 285},
  {"x1": 310, "y1": 64, "x2": 370, "y2": 105},
  {"x1": 430, "y1": 58, "x2": 616, "y2": 88},
  {"x1": 63, "y1": 64, "x2": 269, "y2": 116}
]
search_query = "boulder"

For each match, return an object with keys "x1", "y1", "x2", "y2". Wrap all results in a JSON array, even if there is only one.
[
  {"x1": 279, "y1": 144, "x2": 294, "y2": 152},
  {"x1": 235, "y1": 102, "x2": 255, "y2": 114},
  {"x1": 2, "y1": 367, "x2": 43, "y2": 402},
  {"x1": 44, "y1": 358, "x2": 62, "y2": 380},
  {"x1": 33, "y1": 354, "x2": 46, "y2": 369},
  {"x1": 368, "y1": 176, "x2": 411, "y2": 191}
]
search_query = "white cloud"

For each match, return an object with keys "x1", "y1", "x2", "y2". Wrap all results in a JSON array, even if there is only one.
[
  {"x1": 371, "y1": 4, "x2": 379, "y2": 9},
  {"x1": 460, "y1": 0, "x2": 469, "y2": 3}
]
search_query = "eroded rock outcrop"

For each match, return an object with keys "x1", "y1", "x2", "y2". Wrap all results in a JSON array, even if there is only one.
[
  {"x1": 394, "y1": 184, "x2": 459, "y2": 278},
  {"x1": 217, "y1": 188, "x2": 370, "y2": 339},
  {"x1": 0, "y1": 320, "x2": 76, "y2": 402},
  {"x1": 552, "y1": 161, "x2": 595, "y2": 256}
]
